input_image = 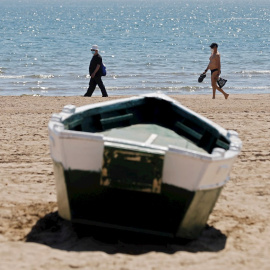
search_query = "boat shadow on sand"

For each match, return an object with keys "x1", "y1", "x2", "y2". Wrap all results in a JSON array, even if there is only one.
[{"x1": 26, "y1": 211, "x2": 227, "y2": 254}]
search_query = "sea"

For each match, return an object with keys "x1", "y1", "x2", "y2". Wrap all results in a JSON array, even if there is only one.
[{"x1": 0, "y1": 0, "x2": 269, "y2": 96}]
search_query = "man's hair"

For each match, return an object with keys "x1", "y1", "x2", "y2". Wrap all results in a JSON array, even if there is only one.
[{"x1": 210, "y1": 43, "x2": 218, "y2": 48}]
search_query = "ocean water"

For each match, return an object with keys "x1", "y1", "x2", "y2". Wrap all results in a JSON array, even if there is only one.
[{"x1": 0, "y1": 0, "x2": 269, "y2": 96}]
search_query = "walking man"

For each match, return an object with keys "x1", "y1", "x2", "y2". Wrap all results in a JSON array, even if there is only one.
[
  {"x1": 203, "y1": 43, "x2": 229, "y2": 99},
  {"x1": 84, "y1": 45, "x2": 108, "y2": 97}
]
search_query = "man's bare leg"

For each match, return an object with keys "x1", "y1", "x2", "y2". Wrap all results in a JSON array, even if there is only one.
[
  {"x1": 211, "y1": 76, "x2": 217, "y2": 99},
  {"x1": 212, "y1": 85, "x2": 216, "y2": 99},
  {"x1": 216, "y1": 85, "x2": 229, "y2": 99},
  {"x1": 211, "y1": 73, "x2": 229, "y2": 99}
]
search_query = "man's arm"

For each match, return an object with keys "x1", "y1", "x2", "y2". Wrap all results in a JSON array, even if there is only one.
[
  {"x1": 203, "y1": 63, "x2": 210, "y2": 74},
  {"x1": 217, "y1": 54, "x2": 221, "y2": 74},
  {"x1": 91, "y1": 64, "x2": 100, "y2": 78}
]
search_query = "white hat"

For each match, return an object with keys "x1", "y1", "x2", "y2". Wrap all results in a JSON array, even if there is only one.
[{"x1": 91, "y1": 45, "x2": 99, "y2": 51}]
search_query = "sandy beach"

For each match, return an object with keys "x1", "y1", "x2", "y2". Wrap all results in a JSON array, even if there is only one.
[{"x1": 0, "y1": 94, "x2": 270, "y2": 269}]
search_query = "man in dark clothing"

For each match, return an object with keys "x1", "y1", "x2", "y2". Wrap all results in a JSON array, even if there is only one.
[{"x1": 84, "y1": 45, "x2": 108, "y2": 97}]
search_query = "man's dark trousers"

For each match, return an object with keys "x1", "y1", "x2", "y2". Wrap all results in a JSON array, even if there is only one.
[{"x1": 84, "y1": 76, "x2": 108, "y2": 97}]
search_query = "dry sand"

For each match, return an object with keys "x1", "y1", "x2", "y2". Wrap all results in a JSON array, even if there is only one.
[{"x1": 0, "y1": 94, "x2": 270, "y2": 269}]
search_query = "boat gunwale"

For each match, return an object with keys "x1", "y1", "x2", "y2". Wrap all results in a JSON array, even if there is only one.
[
  {"x1": 60, "y1": 94, "x2": 229, "y2": 138},
  {"x1": 57, "y1": 94, "x2": 233, "y2": 154}
]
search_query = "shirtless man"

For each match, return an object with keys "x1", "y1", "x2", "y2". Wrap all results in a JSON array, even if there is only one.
[{"x1": 203, "y1": 43, "x2": 229, "y2": 99}]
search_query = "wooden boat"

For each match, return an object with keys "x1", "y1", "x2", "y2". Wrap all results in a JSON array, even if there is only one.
[{"x1": 48, "y1": 93, "x2": 242, "y2": 239}]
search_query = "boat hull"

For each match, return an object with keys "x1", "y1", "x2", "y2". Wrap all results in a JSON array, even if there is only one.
[{"x1": 54, "y1": 160, "x2": 222, "y2": 239}]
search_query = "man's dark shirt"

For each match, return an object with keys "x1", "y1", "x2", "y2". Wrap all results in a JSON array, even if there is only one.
[{"x1": 89, "y1": 54, "x2": 102, "y2": 77}]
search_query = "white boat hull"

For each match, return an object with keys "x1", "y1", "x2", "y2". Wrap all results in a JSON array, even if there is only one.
[{"x1": 48, "y1": 94, "x2": 242, "y2": 239}]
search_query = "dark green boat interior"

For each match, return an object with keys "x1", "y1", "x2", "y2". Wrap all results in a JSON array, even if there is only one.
[{"x1": 63, "y1": 96, "x2": 230, "y2": 153}]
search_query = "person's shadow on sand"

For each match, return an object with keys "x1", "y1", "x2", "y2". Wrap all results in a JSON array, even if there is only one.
[{"x1": 26, "y1": 211, "x2": 227, "y2": 254}]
